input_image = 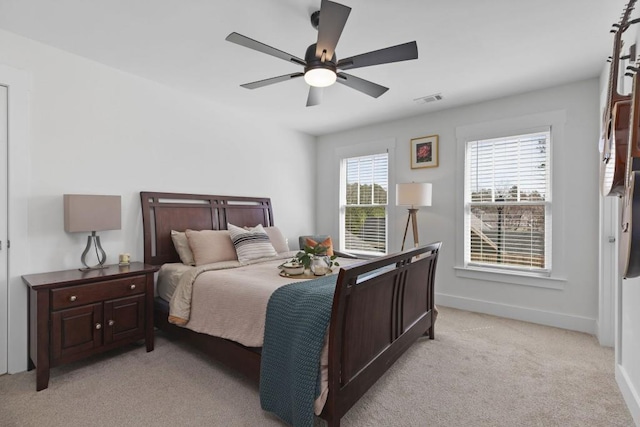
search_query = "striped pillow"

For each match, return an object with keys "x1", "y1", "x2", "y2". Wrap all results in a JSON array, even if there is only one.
[{"x1": 228, "y1": 223, "x2": 278, "y2": 263}]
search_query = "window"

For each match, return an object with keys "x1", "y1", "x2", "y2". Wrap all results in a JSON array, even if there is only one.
[
  {"x1": 340, "y1": 153, "x2": 389, "y2": 255},
  {"x1": 464, "y1": 130, "x2": 551, "y2": 273}
]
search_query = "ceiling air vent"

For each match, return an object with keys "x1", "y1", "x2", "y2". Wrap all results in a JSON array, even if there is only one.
[{"x1": 414, "y1": 93, "x2": 443, "y2": 104}]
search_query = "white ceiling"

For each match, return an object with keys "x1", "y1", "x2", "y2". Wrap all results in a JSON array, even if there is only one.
[{"x1": 0, "y1": 0, "x2": 624, "y2": 136}]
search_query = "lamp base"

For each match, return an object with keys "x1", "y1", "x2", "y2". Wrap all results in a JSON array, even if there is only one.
[
  {"x1": 401, "y1": 208, "x2": 420, "y2": 251},
  {"x1": 80, "y1": 231, "x2": 108, "y2": 270}
]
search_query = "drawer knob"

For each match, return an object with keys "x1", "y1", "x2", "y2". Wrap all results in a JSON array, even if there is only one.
[
  {"x1": 95, "y1": 323, "x2": 102, "y2": 330},
  {"x1": 108, "y1": 320, "x2": 115, "y2": 326},
  {"x1": 69, "y1": 295, "x2": 77, "y2": 302},
  {"x1": 130, "y1": 284, "x2": 136, "y2": 290}
]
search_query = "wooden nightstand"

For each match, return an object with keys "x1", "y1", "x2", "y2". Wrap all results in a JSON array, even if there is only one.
[{"x1": 22, "y1": 262, "x2": 158, "y2": 391}]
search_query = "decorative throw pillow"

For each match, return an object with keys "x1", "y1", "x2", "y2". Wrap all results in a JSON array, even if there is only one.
[
  {"x1": 171, "y1": 230, "x2": 196, "y2": 266},
  {"x1": 228, "y1": 223, "x2": 278, "y2": 263},
  {"x1": 264, "y1": 226, "x2": 290, "y2": 253},
  {"x1": 185, "y1": 229, "x2": 238, "y2": 266},
  {"x1": 305, "y1": 236, "x2": 334, "y2": 256}
]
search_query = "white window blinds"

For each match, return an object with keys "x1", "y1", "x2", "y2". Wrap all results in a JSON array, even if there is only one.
[
  {"x1": 342, "y1": 153, "x2": 388, "y2": 254},
  {"x1": 465, "y1": 130, "x2": 551, "y2": 272}
]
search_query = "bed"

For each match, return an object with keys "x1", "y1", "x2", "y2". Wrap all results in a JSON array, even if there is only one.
[{"x1": 140, "y1": 191, "x2": 441, "y2": 426}]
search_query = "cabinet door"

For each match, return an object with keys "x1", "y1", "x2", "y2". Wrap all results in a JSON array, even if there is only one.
[
  {"x1": 51, "y1": 303, "x2": 103, "y2": 363},
  {"x1": 104, "y1": 294, "x2": 145, "y2": 345}
]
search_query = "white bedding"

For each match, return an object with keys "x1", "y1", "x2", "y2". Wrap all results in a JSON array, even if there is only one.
[
  {"x1": 156, "y1": 254, "x2": 362, "y2": 415},
  {"x1": 156, "y1": 262, "x2": 193, "y2": 302},
  {"x1": 176, "y1": 252, "x2": 298, "y2": 347},
  {"x1": 161, "y1": 252, "x2": 361, "y2": 347}
]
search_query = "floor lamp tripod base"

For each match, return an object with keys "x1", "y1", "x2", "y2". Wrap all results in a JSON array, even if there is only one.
[{"x1": 401, "y1": 208, "x2": 420, "y2": 251}]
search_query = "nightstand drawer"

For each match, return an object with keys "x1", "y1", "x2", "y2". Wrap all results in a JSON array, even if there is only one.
[{"x1": 51, "y1": 275, "x2": 146, "y2": 310}]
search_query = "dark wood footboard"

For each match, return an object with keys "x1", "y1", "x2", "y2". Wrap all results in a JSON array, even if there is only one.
[{"x1": 323, "y1": 242, "x2": 441, "y2": 426}]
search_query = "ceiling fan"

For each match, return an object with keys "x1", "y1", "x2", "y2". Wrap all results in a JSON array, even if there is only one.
[{"x1": 225, "y1": 0, "x2": 418, "y2": 107}]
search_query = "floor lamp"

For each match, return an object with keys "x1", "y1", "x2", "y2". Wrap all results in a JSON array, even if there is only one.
[{"x1": 396, "y1": 183, "x2": 432, "y2": 251}]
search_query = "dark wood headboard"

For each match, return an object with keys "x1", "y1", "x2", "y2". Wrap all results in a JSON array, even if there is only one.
[{"x1": 140, "y1": 192, "x2": 274, "y2": 266}]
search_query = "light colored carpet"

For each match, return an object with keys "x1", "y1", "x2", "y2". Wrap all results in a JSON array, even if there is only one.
[{"x1": 0, "y1": 307, "x2": 633, "y2": 426}]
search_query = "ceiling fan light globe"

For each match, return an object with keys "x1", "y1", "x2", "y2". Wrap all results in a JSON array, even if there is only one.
[{"x1": 304, "y1": 68, "x2": 337, "y2": 87}]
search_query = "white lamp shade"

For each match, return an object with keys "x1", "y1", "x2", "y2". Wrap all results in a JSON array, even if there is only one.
[
  {"x1": 396, "y1": 183, "x2": 432, "y2": 207},
  {"x1": 64, "y1": 194, "x2": 121, "y2": 232}
]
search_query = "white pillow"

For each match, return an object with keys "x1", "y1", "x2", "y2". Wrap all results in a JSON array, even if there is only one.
[
  {"x1": 228, "y1": 223, "x2": 278, "y2": 263},
  {"x1": 263, "y1": 226, "x2": 290, "y2": 253},
  {"x1": 171, "y1": 230, "x2": 196, "y2": 266}
]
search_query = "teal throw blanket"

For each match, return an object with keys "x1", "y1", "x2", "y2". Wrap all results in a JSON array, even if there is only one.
[{"x1": 260, "y1": 274, "x2": 338, "y2": 427}]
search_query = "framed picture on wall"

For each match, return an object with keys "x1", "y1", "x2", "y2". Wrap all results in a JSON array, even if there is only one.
[{"x1": 410, "y1": 135, "x2": 439, "y2": 169}]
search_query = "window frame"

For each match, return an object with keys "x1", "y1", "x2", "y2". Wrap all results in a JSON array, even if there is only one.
[
  {"x1": 455, "y1": 111, "x2": 567, "y2": 289},
  {"x1": 340, "y1": 152, "x2": 389, "y2": 256},
  {"x1": 465, "y1": 130, "x2": 552, "y2": 274},
  {"x1": 336, "y1": 140, "x2": 395, "y2": 257}
]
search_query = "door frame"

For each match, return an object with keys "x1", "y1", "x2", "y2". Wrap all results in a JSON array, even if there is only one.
[
  {"x1": 0, "y1": 64, "x2": 30, "y2": 373},
  {"x1": 0, "y1": 84, "x2": 7, "y2": 374},
  {"x1": 598, "y1": 194, "x2": 617, "y2": 347}
]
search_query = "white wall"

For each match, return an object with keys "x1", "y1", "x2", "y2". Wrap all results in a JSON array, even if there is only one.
[
  {"x1": 620, "y1": 280, "x2": 640, "y2": 424},
  {"x1": 317, "y1": 79, "x2": 600, "y2": 333},
  {"x1": 0, "y1": 29, "x2": 316, "y2": 372}
]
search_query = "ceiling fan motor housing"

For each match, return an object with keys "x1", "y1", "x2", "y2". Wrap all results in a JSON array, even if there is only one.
[{"x1": 304, "y1": 43, "x2": 337, "y2": 74}]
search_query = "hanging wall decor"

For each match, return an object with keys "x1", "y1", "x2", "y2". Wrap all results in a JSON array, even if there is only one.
[{"x1": 410, "y1": 135, "x2": 438, "y2": 169}]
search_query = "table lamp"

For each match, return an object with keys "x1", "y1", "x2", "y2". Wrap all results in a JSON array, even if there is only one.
[{"x1": 64, "y1": 194, "x2": 121, "y2": 270}]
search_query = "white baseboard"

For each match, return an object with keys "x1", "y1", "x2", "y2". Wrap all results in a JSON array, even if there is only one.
[
  {"x1": 436, "y1": 293, "x2": 596, "y2": 334},
  {"x1": 616, "y1": 364, "x2": 640, "y2": 426}
]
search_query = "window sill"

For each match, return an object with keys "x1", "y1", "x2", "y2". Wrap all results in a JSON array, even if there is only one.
[{"x1": 454, "y1": 265, "x2": 566, "y2": 290}]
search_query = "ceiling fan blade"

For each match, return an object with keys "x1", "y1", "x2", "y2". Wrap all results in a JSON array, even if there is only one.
[
  {"x1": 226, "y1": 32, "x2": 306, "y2": 66},
  {"x1": 315, "y1": 0, "x2": 351, "y2": 60},
  {"x1": 240, "y1": 73, "x2": 304, "y2": 89},
  {"x1": 337, "y1": 41, "x2": 418, "y2": 70},
  {"x1": 306, "y1": 86, "x2": 323, "y2": 107},
  {"x1": 336, "y1": 73, "x2": 388, "y2": 98}
]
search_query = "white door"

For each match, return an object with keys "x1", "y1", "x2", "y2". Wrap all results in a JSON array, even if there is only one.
[{"x1": 0, "y1": 85, "x2": 7, "y2": 375}]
